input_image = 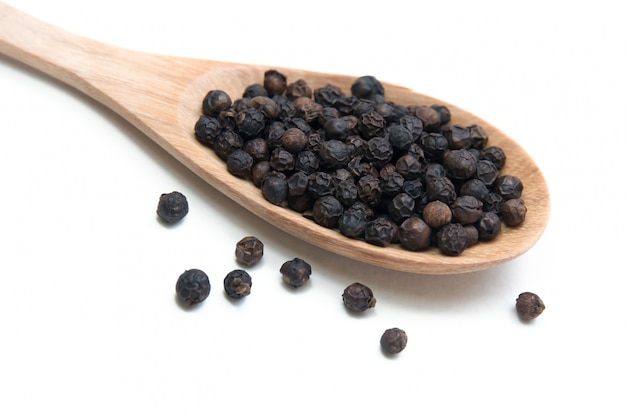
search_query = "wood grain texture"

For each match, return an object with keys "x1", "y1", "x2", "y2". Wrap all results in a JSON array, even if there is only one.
[{"x1": 0, "y1": 2, "x2": 550, "y2": 274}]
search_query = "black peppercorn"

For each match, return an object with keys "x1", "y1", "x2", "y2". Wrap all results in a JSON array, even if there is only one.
[
  {"x1": 431, "y1": 105, "x2": 451, "y2": 125},
  {"x1": 437, "y1": 223, "x2": 469, "y2": 256},
  {"x1": 243, "y1": 138, "x2": 270, "y2": 162},
  {"x1": 379, "y1": 165, "x2": 405, "y2": 196},
  {"x1": 516, "y1": 292, "x2": 545, "y2": 320},
  {"x1": 318, "y1": 140, "x2": 350, "y2": 170},
  {"x1": 312, "y1": 195, "x2": 344, "y2": 229},
  {"x1": 483, "y1": 192, "x2": 504, "y2": 214},
  {"x1": 213, "y1": 129, "x2": 243, "y2": 161},
  {"x1": 387, "y1": 124, "x2": 414, "y2": 151},
  {"x1": 270, "y1": 147, "x2": 295, "y2": 172},
  {"x1": 501, "y1": 198, "x2": 527, "y2": 226},
  {"x1": 176, "y1": 269, "x2": 211, "y2": 306},
  {"x1": 324, "y1": 118, "x2": 350, "y2": 140},
  {"x1": 287, "y1": 171, "x2": 310, "y2": 197},
  {"x1": 481, "y1": 146, "x2": 507, "y2": 170},
  {"x1": 248, "y1": 96, "x2": 280, "y2": 119},
  {"x1": 442, "y1": 124, "x2": 472, "y2": 150},
  {"x1": 251, "y1": 161, "x2": 271, "y2": 187},
  {"x1": 308, "y1": 172, "x2": 336, "y2": 199},
  {"x1": 280, "y1": 258, "x2": 312, "y2": 288},
  {"x1": 351, "y1": 75, "x2": 385, "y2": 100},
  {"x1": 262, "y1": 173, "x2": 288, "y2": 205},
  {"x1": 493, "y1": 175, "x2": 524, "y2": 200},
  {"x1": 157, "y1": 191, "x2": 189, "y2": 224},
  {"x1": 338, "y1": 202, "x2": 369, "y2": 238},
  {"x1": 387, "y1": 193, "x2": 416, "y2": 223},
  {"x1": 314, "y1": 84, "x2": 344, "y2": 107},
  {"x1": 359, "y1": 112, "x2": 387, "y2": 139},
  {"x1": 263, "y1": 69, "x2": 287, "y2": 96},
  {"x1": 450, "y1": 195, "x2": 483, "y2": 225},
  {"x1": 443, "y1": 149, "x2": 478, "y2": 180},
  {"x1": 469, "y1": 124, "x2": 489, "y2": 149},
  {"x1": 235, "y1": 236, "x2": 264, "y2": 266},
  {"x1": 202, "y1": 90, "x2": 232, "y2": 116},
  {"x1": 236, "y1": 107, "x2": 266, "y2": 139},
  {"x1": 224, "y1": 269, "x2": 253, "y2": 298},
  {"x1": 380, "y1": 328, "x2": 408, "y2": 354},
  {"x1": 398, "y1": 216, "x2": 431, "y2": 251},
  {"x1": 295, "y1": 150, "x2": 320, "y2": 174},
  {"x1": 477, "y1": 211, "x2": 502, "y2": 241},
  {"x1": 226, "y1": 149, "x2": 253, "y2": 177},
  {"x1": 194, "y1": 115, "x2": 222, "y2": 147},
  {"x1": 422, "y1": 200, "x2": 452, "y2": 229},
  {"x1": 413, "y1": 106, "x2": 441, "y2": 131},
  {"x1": 357, "y1": 175, "x2": 383, "y2": 207},
  {"x1": 460, "y1": 178, "x2": 490, "y2": 202},
  {"x1": 364, "y1": 215, "x2": 398, "y2": 247},
  {"x1": 342, "y1": 282, "x2": 377, "y2": 312},
  {"x1": 243, "y1": 83, "x2": 268, "y2": 98},
  {"x1": 475, "y1": 159, "x2": 500, "y2": 186},
  {"x1": 426, "y1": 176, "x2": 457, "y2": 204},
  {"x1": 286, "y1": 79, "x2": 312, "y2": 99},
  {"x1": 395, "y1": 154, "x2": 422, "y2": 180}
]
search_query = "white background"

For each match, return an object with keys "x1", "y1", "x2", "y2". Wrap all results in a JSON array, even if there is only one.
[{"x1": 1, "y1": 0, "x2": 625, "y2": 416}]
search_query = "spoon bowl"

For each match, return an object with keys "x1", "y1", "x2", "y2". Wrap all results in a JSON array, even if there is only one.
[{"x1": 0, "y1": 2, "x2": 550, "y2": 274}]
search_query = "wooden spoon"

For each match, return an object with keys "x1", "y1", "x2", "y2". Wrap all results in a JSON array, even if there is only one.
[{"x1": 0, "y1": 2, "x2": 549, "y2": 275}]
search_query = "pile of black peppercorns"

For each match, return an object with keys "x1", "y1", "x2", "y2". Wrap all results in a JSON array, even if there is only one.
[{"x1": 194, "y1": 70, "x2": 527, "y2": 256}]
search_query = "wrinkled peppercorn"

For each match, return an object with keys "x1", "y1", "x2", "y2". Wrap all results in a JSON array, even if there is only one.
[
  {"x1": 176, "y1": 269, "x2": 211, "y2": 306},
  {"x1": 493, "y1": 175, "x2": 524, "y2": 200},
  {"x1": 437, "y1": 223, "x2": 469, "y2": 256},
  {"x1": 280, "y1": 258, "x2": 312, "y2": 288},
  {"x1": 380, "y1": 328, "x2": 408, "y2": 354},
  {"x1": 235, "y1": 236, "x2": 264, "y2": 266},
  {"x1": 364, "y1": 215, "x2": 397, "y2": 247},
  {"x1": 312, "y1": 195, "x2": 344, "y2": 228},
  {"x1": 226, "y1": 149, "x2": 253, "y2": 177},
  {"x1": 477, "y1": 211, "x2": 502, "y2": 240},
  {"x1": 342, "y1": 282, "x2": 377, "y2": 312},
  {"x1": 338, "y1": 202, "x2": 369, "y2": 238},
  {"x1": 157, "y1": 191, "x2": 189, "y2": 224},
  {"x1": 516, "y1": 292, "x2": 545, "y2": 320},
  {"x1": 502, "y1": 198, "x2": 527, "y2": 226},
  {"x1": 223, "y1": 269, "x2": 253, "y2": 298},
  {"x1": 450, "y1": 195, "x2": 483, "y2": 225}
]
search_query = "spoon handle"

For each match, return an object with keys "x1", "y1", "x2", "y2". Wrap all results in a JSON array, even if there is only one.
[{"x1": 1, "y1": 3, "x2": 208, "y2": 129}]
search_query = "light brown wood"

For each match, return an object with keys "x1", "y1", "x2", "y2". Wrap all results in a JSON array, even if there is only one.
[{"x1": 0, "y1": 3, "x2": 550, "y2": 275}]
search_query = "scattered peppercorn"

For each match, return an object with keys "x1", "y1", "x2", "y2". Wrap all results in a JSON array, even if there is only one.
[
  {"x1": 157, "y1": 191, "x2": 189, "y2": 224},
  {"x1": 380, "y1": 328, "x2": 408, "y2": 354},
  {"x1": 194, "y1": 71, "x2": 528, "y2": 256},
  {"x1": 176, "y1": 269, "x2": 211, "y2": 306},
  {"x1": 342, "y1": 282, "x2": 377, "y2": 312},
  {"x1": 516, "y1": 292, "x2": 545, "y2": 320},
  {"x1": 223, "y1": 269, "x2": 253, "y2": 298},
  {"x1": 235, "y1": 236, "x2": 264, "y2": 266},
  {"x1": 280, "y1": 257, "x2": 312, "y2": 288}
]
